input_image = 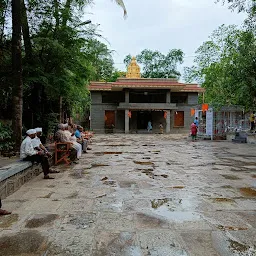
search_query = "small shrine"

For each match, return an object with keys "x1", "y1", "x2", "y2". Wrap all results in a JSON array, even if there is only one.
[{"x1": 126, "y1": 57, "x2": 141, "y2": 78}]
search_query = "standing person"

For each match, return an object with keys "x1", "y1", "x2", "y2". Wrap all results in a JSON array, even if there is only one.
[
  {"x1": 0, "y1": 199, "x2": 11, "y2": 215},
  {"x1": 147, "y1": 121, "x2": 152, "y2": 132},
  {"x1": 194, "y1": 117, "x2": 199, "y2": 128},
  {"x1": 159, "y1": 123, "x2": 163, "y2": 134},
  {"x1": 190, "y1": 122, "x2": 198, "y2": 141},
  {"x1": 20, "y1": 129, "x2": 54, "y2": 179},
  {"x1": 250, "y1": 111, "x2": 255, "y2": 131}
]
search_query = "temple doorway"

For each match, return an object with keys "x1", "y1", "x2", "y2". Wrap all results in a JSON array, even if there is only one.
[{"x1": 137, "y1": 111, "x2": 152, "y2": 130}]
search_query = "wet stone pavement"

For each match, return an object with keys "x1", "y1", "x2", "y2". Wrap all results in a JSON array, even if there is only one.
[{"x1": 0, "y1": 134, "x2": 256, "y2": 256}]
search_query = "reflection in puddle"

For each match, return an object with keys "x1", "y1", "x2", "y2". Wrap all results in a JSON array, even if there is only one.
[
  {"x1": 151, "y1": 199, "x2": 170, "y2": 209},
  {"x1": 150, "y1": 198, "x2": 200, "y2": 222},
  {"x1": 152, "y1": 207, "x2": 201, "y2": 222}
]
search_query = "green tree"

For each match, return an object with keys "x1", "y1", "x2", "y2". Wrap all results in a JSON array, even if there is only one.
[
  {"x1": 184, "y1": 25, "x2": 256, "y2": 109},
  {"x1": 124, "y1": 49, "x2": 184, "y2": 79}
]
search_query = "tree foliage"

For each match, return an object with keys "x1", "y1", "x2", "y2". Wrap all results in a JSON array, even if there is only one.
[
  {"x1": 124, "y1": 49, "x2": 184, "y2": 79},
  {"x1": 184, "y1": 25, "x2": 256, "y2": 109},
  {"x1": 0, "y1": 0, "x2": 118, "y2": 137}
]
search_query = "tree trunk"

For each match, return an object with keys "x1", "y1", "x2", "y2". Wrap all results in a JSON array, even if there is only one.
[
  {"x1": 62, "y1": 0, "x2": 72, "y2": 27},
  {"x1": 21, "y1": 0, "x2": 32, "y2": 59},
  {"x1": 12, "y1": 0, "x2": 23, "y2": 151}
]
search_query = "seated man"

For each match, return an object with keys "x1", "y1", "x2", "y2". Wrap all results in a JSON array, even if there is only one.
[
  {"x1": 20, "y1": 129, "x2": 54, "y2": 179},
  {"x1": 32, "y1": 127, "x2": 59, "y2": 173},
  {"x1": 55, "y1": 124, "x2": 78, "y2": 163},
  {"x1": 0, "y1": 199, "x2": 11, "y2": 215},
  {"x1": 74, "y1": 125, "x2": 89, "y2": 153}
]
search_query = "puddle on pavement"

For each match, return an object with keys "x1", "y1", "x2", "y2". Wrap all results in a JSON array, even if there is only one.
[
  {"x1": 152, "y1": 207, "x2": 200, "y2": 222},
  {"x1": 154, "y1": 174, "x2": 168, "y2": 178},
  {"x1": 218, "y1": 225, "x2": 248, "y2": 231},
  {"x1": 240, "y1": 187, "x2": 256, "y2": 197},
  {"x1": 221, "y1": 174, "x2": 241, "y2": 180},
  {"x1": 68, "y1": 213, "x2": 95, "y2": 229},
  {"x1": 0, "y1": 231, "x2": 47, "y2": 255},
  {"x1": 25, "y1": 214, "x2": 58, "y2": 228},
  {"x1": 66, "y1": 191, "x2": 78, "y2": 199},
  {"x1": 91, "y1": 163, "x2": 109, "y2": 168},
  {"x1": 103, "y1": 180, "x2": 117, "y2": 187},
  {"x1": 212, "y1": 198, "x2": 235, "y2": 203},
  {"x1": 0, "y1": 214, "x2": 19, "y2": 228},
  {"x1": 220, "y1": 185, "x2": 233, "y2": 189},
  {"x1": 229, "y1": 239, "x2": 249, "y2": 253},
  {"x1": 171, "y1": 186, "x2": 185, "y2": 189},
  {"x1": 94, "y1": 152, "x2": 123, "y2": 156},
  {"x1": 106, "y1": 144, "x2": 129, "y2": 147},
  {"x1": 40, "y1": 192, "x2": 54, "y2": 198},
  {"x1": 134, "y1": 161, "x2": 154, "y2": 166}
]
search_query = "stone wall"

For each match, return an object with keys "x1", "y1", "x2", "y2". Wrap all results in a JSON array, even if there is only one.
[{"x1": 0, "y1": 164, "x2": 42, "y2": 199}]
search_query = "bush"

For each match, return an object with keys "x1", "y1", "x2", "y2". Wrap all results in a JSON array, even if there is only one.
[{"x1": 0, "y1": 122, "x2": 14, "y2": 153}]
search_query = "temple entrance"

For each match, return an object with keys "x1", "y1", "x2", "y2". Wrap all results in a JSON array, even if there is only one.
[
  {"x1": 105, "y1": 111, "x2": 115, "y2": 132},
  {"x1": 137, "y1": 111, "x2": 152, "y2": 130}
]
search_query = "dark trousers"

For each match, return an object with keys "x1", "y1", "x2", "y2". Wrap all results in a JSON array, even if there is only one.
[
  {"x1": 23, "y1": 154, "x2": 50, "y2": 176},
  {"x1": 251, "y1": 122, "x2": 255, "y2": 131},
  {"x1": 78, "y1": 140, "x2": 88, "y2": 152},
  {"x1": 70, "y1": 148, "x2": 77, "y2": 161}
]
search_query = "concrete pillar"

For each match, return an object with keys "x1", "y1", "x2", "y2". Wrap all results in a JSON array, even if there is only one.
[
  {"x1": 125, "y1": 90, "x2": 129, "y2": 103},
  {"x1": 125, "y1": 109, "x2": 129, "y2": 134},
  {"x1": 166, "y1": 110, "x2": 171, "y2": 133},
  {"x1": 166, "y1": 90, "x2": 171, "y2": 103}
]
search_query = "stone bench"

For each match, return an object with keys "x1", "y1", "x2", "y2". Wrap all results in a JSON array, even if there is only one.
[{"x1": 0, "y1": 161, "x2": 42, "y2": 199}]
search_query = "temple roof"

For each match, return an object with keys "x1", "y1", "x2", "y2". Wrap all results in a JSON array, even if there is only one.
[
  {"x1": 89, "y1": 58, "x2": 205, "y2": 93},
  {"x1": 89, "y1": 78, "x2": 205, "y2": 93}
]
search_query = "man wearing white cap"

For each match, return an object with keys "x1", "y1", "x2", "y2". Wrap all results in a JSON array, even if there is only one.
[
  {"x1": 32, "y1": 128, "x2": 51, "y2": 155},
  {"x1": 20, "y1": 129, "x2": 54, "y2": 179},
  {"x1": 32, "y1": 128, "x2": 60, "y2": 174}
]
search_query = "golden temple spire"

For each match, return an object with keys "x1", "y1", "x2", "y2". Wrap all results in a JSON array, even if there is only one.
[{"x1": 126, "y1": 57, "x2": 141, "y2": 78}]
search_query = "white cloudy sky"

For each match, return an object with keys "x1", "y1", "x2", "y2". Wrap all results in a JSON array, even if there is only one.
[{"x1": 86, "y1": 0, "x2": 246, "y2": 77}]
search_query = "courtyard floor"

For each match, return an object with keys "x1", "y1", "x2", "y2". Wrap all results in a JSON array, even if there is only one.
[{"x1": 0, "y1": 134, "x2": 256, "y2": 256}]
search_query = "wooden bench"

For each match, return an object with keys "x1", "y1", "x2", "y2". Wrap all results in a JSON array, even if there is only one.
[{"x1": 54, "y1": 142, "x2": 72, "y2": 165}]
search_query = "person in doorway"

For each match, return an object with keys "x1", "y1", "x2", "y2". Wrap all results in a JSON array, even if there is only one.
[
  {"x1": 147, "y1": 121, "x2": 152, "y2": 132},
  {"x1": 190, "y1": 122, "x2": 198, "y2": 141},
  {"x1": 250, "y1": 111, "x2": 255, "y2": 131},
  {"x1": 159, "y1": 123, "x2": 163, "y2": 134},
  {"x1": 0, "y1": 199, "x2": 11, "y2": 215},
  {"x1": 20, "y1": 129, "x2": 54, "y2": 179}
]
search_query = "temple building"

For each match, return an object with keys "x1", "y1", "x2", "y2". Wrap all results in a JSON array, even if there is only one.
[{"x1": 89, "y1": 57, "x2": 204, "y2": 133}]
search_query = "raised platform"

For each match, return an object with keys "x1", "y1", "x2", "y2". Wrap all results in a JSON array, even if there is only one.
[{"x1": 0, "y1": 161, "x2": 42, "y2": 199}]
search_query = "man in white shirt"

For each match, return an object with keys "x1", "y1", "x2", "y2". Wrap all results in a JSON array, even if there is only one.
[
  {"x1": 20, "y1": 129, "x2": 54, "y2": 179},
  {"x1": 32, "y1": 128, "x2": 59, "y2": 173}
]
